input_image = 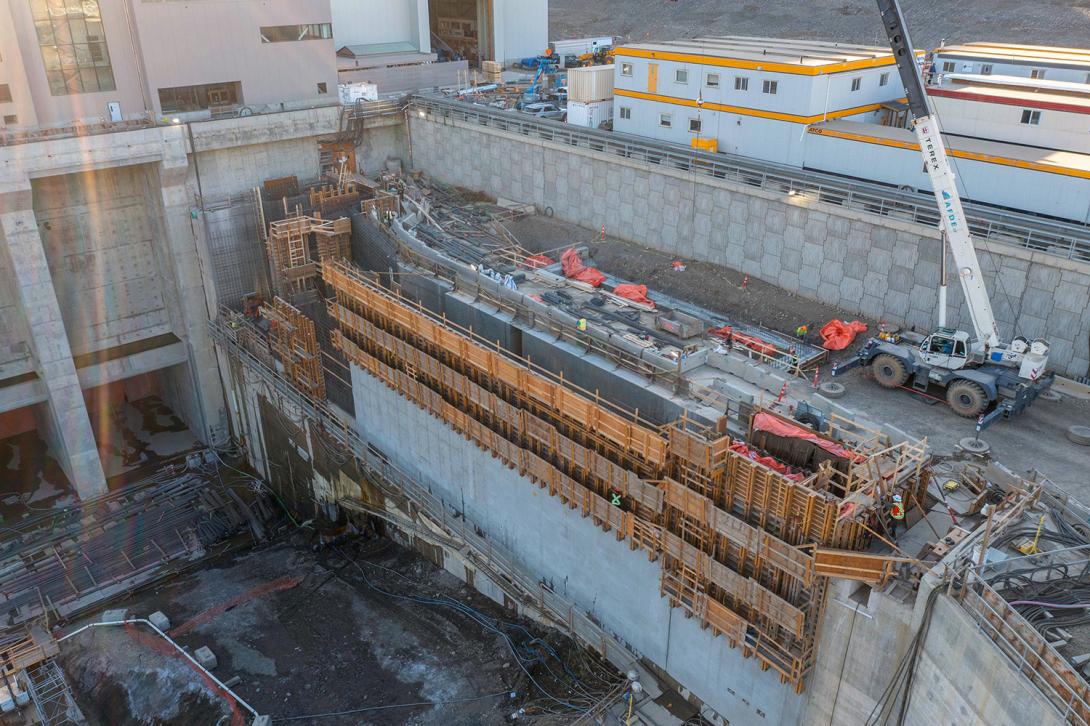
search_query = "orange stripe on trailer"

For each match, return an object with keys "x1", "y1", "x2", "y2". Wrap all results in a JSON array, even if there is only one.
[
  {"x1": 805, "y1": 125, "x2": 1090, "y2": 180},
  {"x1": 613, "y1": 87, "x2": 889, "y2": 124}
]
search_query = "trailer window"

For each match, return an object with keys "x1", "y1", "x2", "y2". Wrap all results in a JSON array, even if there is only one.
[
  {"x1": 621, "y1": 62, "x2": 633, "y2": 77},
  {"x1": 1020, "y1": 109, "x2": 1041, "y2": 125}
]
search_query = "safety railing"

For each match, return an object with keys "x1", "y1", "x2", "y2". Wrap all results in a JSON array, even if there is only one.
[
  {"x1": 409, "y1": 94, "x2": 1090, "y2": 263},
  {"x1": 959, "y1": 569, "x2": 1090, "y2": 726}
]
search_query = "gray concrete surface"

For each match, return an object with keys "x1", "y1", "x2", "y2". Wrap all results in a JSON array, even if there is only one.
[
  {"x1": 407, "y1": 113, "x2": 1090, "y2": 380},
  {"x1": 351, "y1": 364, "x2": 805, "y2": 726}
]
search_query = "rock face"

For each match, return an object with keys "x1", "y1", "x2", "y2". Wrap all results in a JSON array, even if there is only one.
[{"x1": 60, "y1": 627, "x2": 233, "y2": 726}]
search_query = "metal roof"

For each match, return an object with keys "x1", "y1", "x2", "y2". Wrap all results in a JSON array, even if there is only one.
[
  {"x1": 936, "y1": 42, "x2": 1090, "y2": 69},
  {"x1": 618, "y1": 36, "x2": 892, "y2": 67}
]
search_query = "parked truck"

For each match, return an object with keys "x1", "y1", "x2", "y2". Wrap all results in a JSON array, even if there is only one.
[{"x1": 831, "y1": 0, "x2": 1054, "y2": 430}]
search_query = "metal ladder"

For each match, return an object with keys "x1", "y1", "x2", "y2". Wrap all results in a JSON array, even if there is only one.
[{"x1": 25, "y1": 659, "x2": 83, "y2": 725}]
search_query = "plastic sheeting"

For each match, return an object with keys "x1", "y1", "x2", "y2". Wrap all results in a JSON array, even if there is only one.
[
  {"x1": 612, "y1": 284, "x2": 654, "y2": 308},
  {"x1": 730, "y1": 440, "x2": 803, "y2": 481},
  {"x1": 752, "y1": 412, "x2": 861, "y2": 461},
  {"x1": 820, "y1": 320, "x2": 868, "y2": 351},
  {"x1": 523, "y1": 254, "x2": 555, "y2": 269},
  {"x1": 561, "y1": 248, "x2": 606, "y2": 287}
]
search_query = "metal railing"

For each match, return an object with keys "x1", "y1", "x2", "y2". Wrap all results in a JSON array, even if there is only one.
[
  {"x1": 958, "y1": 569, "x2": 1090, "y2": 726},
  {"x1": 209, "y1": 317, "x2": 642, "y2": 674},
  {"x1": 409, "y1": 94, "x2": 1090, "y2": 263}
]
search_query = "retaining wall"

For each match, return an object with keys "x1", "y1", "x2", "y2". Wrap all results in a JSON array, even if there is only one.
[{"x1": 407, "y1": 115, "x2": 1090, "y2": 378}]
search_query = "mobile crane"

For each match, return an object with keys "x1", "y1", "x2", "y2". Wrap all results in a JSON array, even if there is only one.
[{"x1": 831, "y1": 0, "x2": 1053, "y2": 430}]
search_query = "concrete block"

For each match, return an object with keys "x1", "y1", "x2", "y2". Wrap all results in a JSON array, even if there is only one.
[
  {"x1": 1027, "y1": 265, "x2": 1062, "y2": 290},
  {"x1": 724, "y1": 381, "x2": 755, "y2": 404},
  {"x1": 252, "y1": 716, "x2": 272, "y2": 726},
  {"x1": 883, "y1": 424, "x2": 913, "y2": 446},
  {"x1": 194, "y1": 646, "x2": 218, "y2": 670},
  {"x1": 741, "y1": 363, "x2": 764, "y2": 386},
  {"x1": 101, "y1": 608, "x2": 128, "y2": 623},
  {"x1": 1021, "y1": 288, "x2": 1055, "y2": 319},
  {"x1": 149, "y1": 611, "x2": 172, "y2": 631},
  {"x1": 811, "y1": 394, "x2": 833, "y2": 414}
]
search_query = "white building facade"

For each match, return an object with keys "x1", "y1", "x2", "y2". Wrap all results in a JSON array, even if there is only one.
[{"x1": 612, "y1": 38, "x2": 905, "y2": 166}]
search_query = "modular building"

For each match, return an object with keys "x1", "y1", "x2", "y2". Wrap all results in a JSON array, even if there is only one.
[
  {"x1": 613, "y1": 37, "x2": 906, "y2": 165},
  {"x1": 931, "y1": 42, "x2": 1090, "y2": 85}
]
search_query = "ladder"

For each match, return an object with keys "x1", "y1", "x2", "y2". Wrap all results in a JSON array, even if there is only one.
[{"x1": 25, "y1": 659, "x2": 83, "y2": 725}]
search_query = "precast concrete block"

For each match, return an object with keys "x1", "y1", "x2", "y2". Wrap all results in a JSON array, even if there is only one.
[
  {"x1": 1054, "y1": 281, "x2": 1090, "y2": 313},
  {"x1": 827, "y1": 216, "x2": 851, "y2": 239},
  {"x1": 801, "y1": 242, "x2": 824, "y2": 268},
  {"x1": 840, "y1": 278, "x2": 864, "y2": 306},
  {"x1": 781, "y1": 248, "x2": 802, "y2": 272},
  {"x1": 866, "y1": 247, "x2": 893, "y2": 273},
  {"x1": 101, "y1": 608, "x2": 128, "y2": 623},
  {"x1": 871, "y1": 225, "x2": 897, "y2": 251},
  {"x1": 148, "y1": 611, "x2": 172, "y2": 631},
  {"x1": 766, "y1": 211, "x2": 787, "y2": 234},
  {"x1": 741, "y1": 362, "x2": 764, "y2": 386},
  {"x1": 1021, "y1": 288, "x2": 1055, "y2": 319},
  {"x1": 194, "y1": 646, "x2": 218, "y2": 670},
  {"x1": 784, "y1": 225, "x2": 805, "y2": 250},
  {"x1": 724, "y1": 380, "x2": 754, "y2": 404},
  {"x1": 888, "y1": 265, "x2": 915, "y2": 293},
  {"x1": 818, "y1": 281, "x2": 841, "y2": 304},
  {"x1": 885, "y1": 290, "x2": 911, "y2": 319},
  {"x1": 882, "y1": 424, "x2": 913, "y2": 446},
  {"x1": 1027, "y1": 265, "x2": 1062, "y2": 290},
  {"x1": 811, "y1": 394, "x2": 833, "y2": 414},
  {"x1": 786, "y1": 206, "x2": 808, "y2": 228},
  {"x1": 728, "y1": 200, "x2": 749, "y2": 223},
  {"x1": 748, "y1": 196, "x2": 769, "y2": 217},
  {"x1": 803, "y1": 220, "x2": 827, "y2": 244},
  {"x1": 820, "y1": 257, "x2": 844, "y2": 284}
]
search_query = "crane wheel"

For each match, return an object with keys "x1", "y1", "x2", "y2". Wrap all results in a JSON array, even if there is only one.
[
  {"x1": 946, "y1": 380, "x2": 988, "y2": 418},
  {"x1": 871, "y1": 354, "x2": 909, "y2": 389}
]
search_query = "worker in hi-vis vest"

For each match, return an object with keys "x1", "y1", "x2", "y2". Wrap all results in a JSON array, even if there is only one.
[{"x1": 889, "y1": 494, "x2": 905, "y2": 535}]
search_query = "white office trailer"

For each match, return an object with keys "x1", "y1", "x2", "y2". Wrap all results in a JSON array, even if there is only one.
[
  {"x1": 608, "y1": 37, "x2": 1090, "y2": 223},
  {"x1": 568, "y1": 65, "x2": 615, "y2": 102},
  {"x1": 567, "y1": 100, "x2": 613, "y2": 129},
  {"x1": 612, "y1": 37, "x2": 905, "y2": 165},
  {"x1": 931, "y1": 43, "x2": 1090, "y2": 85},
  {"x1": 551, "y1": 36, "x2": 615, "y2": 67}
]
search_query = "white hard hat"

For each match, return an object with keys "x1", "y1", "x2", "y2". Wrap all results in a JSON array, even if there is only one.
[{"x1": 893, "y1": 494, "x2": 903, "y2": 502}]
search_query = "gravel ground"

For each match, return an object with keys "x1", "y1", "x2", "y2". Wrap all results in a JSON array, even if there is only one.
[{"x1": 550, "y1": 0, "x2": 1090, "y2": 49}]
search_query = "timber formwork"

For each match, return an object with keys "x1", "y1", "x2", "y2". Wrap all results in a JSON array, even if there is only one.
[
  {"x1": 265, "y1": 215, "x2": 352, "y2": 302},
  {"x1": 262, "y1": 297, "x2": 326, "y2": 400},
  {"x1": 321, "y1": 259, "x2": 927, "y2": 693}
]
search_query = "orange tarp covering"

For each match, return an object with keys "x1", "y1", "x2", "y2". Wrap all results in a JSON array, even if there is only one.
[
  {"x1": 752, "y1": 412, "x2": 861, "y2": 461},
  {"x1": 523, "y1": 254, "x2": 555, "y2": 269},
  {"x1": 820, "y1": 320, "x2": 868, "y2": 350},
  {"x1": 730, "y1": 440, "x2": 803, "y2": 481},
  {"x1": 613, "y1": 284, "x2": 654, "y2": 308},
  {"x1": 561, "y1": 248, "x2": 606, "y2": 287}
]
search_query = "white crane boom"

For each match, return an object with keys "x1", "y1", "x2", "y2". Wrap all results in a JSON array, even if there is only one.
[{"x1": 875, "y1": 0, "x2": 1002, "y2": 350}]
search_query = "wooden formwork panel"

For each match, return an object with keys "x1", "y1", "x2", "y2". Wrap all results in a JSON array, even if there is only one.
[
  {"x1": 662, "y1": 531, "x2": 805, "y2": 638},
  {"x1": 664, "y1": 478, "x2": 814, "y2": 586},
  {"x1": 324, "y1": 262, "x2": 668, "y2": 467}
]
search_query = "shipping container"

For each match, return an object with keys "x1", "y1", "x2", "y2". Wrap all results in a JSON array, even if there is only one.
[
  {"x1": 566, "y1": 99, "x2": 613, "y2": 128},
  {"x1": 568, "y1": 64, "x2": 615, "y2": 103}
]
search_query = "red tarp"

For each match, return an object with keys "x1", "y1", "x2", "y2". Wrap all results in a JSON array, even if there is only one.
[
  {"x1": 730, "y1": 440, "x2": 803, "y2": 481},
  {"x1": 752, "y1": 412, "x2": 863, "y2": 461},
  {"x1": 560, "y1": 248, "x2": 606, "y2": 287},
  {"x1": 523, "y1": 254, "x2": 555, "y2": 269},
  {"x1": 612, "y1": 283, "x2": 655, "y2": 308},
  {"x1": 820, "y1": 319, "x2": 868, "y2": 350}
]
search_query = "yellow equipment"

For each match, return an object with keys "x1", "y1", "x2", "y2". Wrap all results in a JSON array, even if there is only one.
[
  {"x1": 1015, "y1": 514, "x2": 1046, "y2": 555},
  {"x1": 691, "y1": 137, "x2": 718, "y2": 153}
]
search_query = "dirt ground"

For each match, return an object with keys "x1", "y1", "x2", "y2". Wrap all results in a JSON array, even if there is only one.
[
  {"x1": 549, "y1": 0, "x2": 1090, "y2": 50},
  {"x1": 59, "y1": 535, "x2": 620, "y2": 725}
]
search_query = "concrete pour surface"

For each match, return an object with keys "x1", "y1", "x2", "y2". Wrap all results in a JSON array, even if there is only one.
[{"x1": 62, "y1": 535, "x2": 619, "y2": 725}]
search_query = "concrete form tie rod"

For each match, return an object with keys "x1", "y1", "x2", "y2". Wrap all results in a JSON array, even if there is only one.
[{"x1": 58, "y1": 619, "x2": 260, "y2": 721}]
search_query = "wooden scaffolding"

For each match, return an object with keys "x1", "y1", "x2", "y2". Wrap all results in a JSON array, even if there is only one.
[{"x1": 262, "y1": 297, "x2": 326, "y2": 400}]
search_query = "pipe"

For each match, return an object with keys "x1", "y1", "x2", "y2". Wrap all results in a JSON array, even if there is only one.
[{"x1": 59, "y1": 620, "x2": 260, "y2": 720}]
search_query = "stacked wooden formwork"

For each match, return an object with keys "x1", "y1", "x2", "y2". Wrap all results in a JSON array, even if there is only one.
[
  {"x1": 262, "y1": 297, "x2": 326, "y2": 400},
  {"x1": 321, "y1": 259, "x2": 928, "y2": 693},
  {"x1": 265, "y1": 216, "x2": 352, "y2": 302}
]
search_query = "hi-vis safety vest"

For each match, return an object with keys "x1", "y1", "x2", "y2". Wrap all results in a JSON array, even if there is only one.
[{"x1": 891, "y1": 503, "x2": 905, "y2": 520}]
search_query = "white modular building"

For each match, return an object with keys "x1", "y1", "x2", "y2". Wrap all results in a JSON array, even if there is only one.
[
  {"x1": 931, "y1": 43, "x2": 1090, "y2": 85},
  {"x1": 612, "y1": 37, "x2": 908, "y2": 165}
]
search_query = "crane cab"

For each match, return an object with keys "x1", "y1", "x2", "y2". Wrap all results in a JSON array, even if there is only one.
[{"x1": 919, "y1": 328, "x2": 970, "y2": 371}]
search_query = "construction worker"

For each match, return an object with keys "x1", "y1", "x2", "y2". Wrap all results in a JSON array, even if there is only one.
[
  {"x1": 609, "y1": 489, "x2": 623, "y2": 507},
  {"x1": 796, "y1": 324, "x2": 809, "y2": 341},
  {"x1": 889, "y1": 494, "x2": 906, "y2": 535}
]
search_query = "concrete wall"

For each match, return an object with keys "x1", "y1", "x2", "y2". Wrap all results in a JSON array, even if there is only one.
[
  {"x1": 131, "y1": 0, "x2": 338, "y2": 117},
  {"x1": 31, "y1": 165, "x2": 172, "y2": 356},
  {"x1": 330, "y1": 0, "x2": 430, "y2": 52},
  {"x1": 903, "y1": 593, "x2": 1067, "y2": 726},
  {"x1": 349, "y1": 364, "x2": 805, "y2": 726},
  {"x1": 407, "y1": 114, "x2": 1090, "y2": 378},
  {"x1": 494, "y1": 0, "x2": 548, "y2": 64}
]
